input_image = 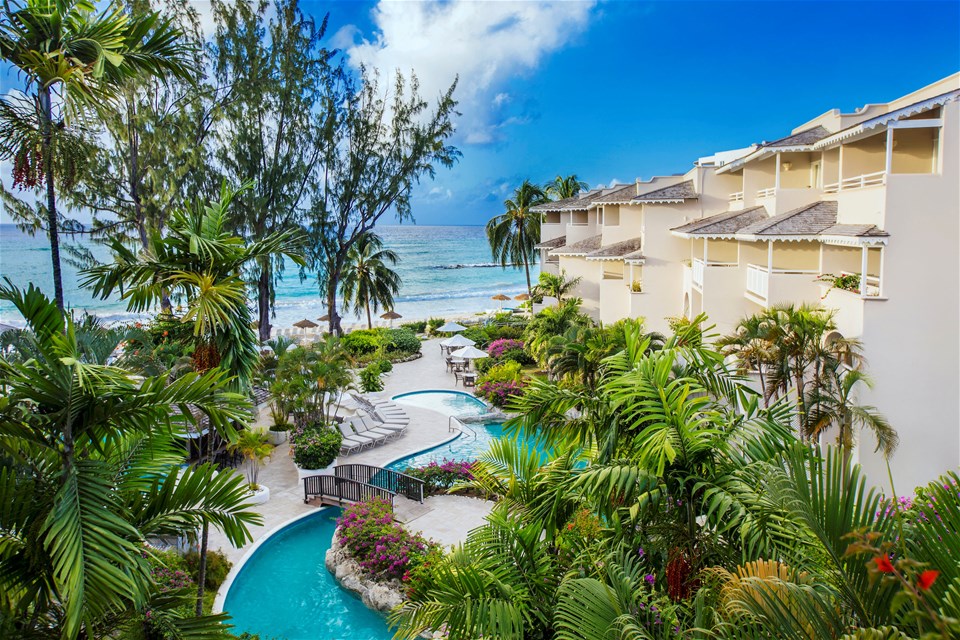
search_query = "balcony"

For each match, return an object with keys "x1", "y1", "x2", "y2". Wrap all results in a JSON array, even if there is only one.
[
  {"x1": 756, "y1": 187, "x2": 776, "y2": 199},
  {"x1": 823, "y1": 171, "x2": 886, "y2": 194},
  {"x1": 729, "y1": 191, "x2": 744, "y2": 202},
  {"x1": 745, "y1": 264, "x2": 820, "y2": 307},
  {"x1": 692, "y1": 258, "x2": 705, "y2": 289}
]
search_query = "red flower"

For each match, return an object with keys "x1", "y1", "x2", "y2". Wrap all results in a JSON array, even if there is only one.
[
  {"x1": 873, "y1": 556, "x2": 895, "y2": 573},
  {"x1": 163, "y1": 330, "x2": 169, "y2": 337},
  {"x1": 917, "y1": 569, "x2": 939, "y2": 590}
]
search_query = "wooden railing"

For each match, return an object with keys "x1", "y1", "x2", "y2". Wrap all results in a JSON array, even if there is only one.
[
  {"x1": 823, "y1": 171, "x2": 886, "y2": 194},
  {"x1": 335, "y1": 464, "x2": 425, "y2": 503}
]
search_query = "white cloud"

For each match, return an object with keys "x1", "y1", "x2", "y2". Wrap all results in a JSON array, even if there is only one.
[
  {"x1": 426, "y1": 186, "x2": 454, "y2": 201},
  {"x1": 344, "y1": 1, "x2": 596, "y2": 145}
]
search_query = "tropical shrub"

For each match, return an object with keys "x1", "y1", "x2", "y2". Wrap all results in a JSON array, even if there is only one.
[
  {"x1": 383, "y1": 328, "x2": 421, "y2": 354},
  {"x1": 146, "y1": 549, "x2": 194, "y2": 593},
  {"x1": 341, "y1": 329, "x2": 383, "y2": 356},
  {"x1": 501, "y1": 347, "x2": 534, "y2": 366},
  {"x1": 336, "y1": 498, "x2": 438, "y2": 583},
  {"x1": 476, "y1": 379, "x2": 526, "y2": 408},
  {"x1": 377, "y1": 359, "x2": 394, "y2": 373},
  {"x1": 400, "y1": 320, "x2": 427, "y2": 334},
  {"x1": 184, "y1": 549, "x2": 232, "y2": 592},
  {"x1": 290, "y1": 424, "x2": 343, "y2": 469},
  {"x1": 404, "y1": 459, "x2": 475, "y2": 495},
  {"x1": 360, "y1": 362, "x2": 385, "y2": 392},
  {"x1": 426, "y1": 317, "x2": 445, "y2": 335},
  {"x1": 487, "y1": 338, "x2": 524, "y2": 359},
  {"x1": 478, "y1": 360, "x2": 522, "y2": 384}
]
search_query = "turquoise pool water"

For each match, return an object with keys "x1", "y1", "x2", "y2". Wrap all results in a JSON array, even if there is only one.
[
  {"x1": 223, "y1": 509, "x2": 392, "y2": 640},
  {"x1": 391, "y1": 389, "x2": 487, "y2": 417}
]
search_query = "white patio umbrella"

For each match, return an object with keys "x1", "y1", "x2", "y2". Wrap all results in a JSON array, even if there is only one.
[
  {"x1": 440, "y1": 334, "x2": 476, "y2": 348},
  {"x1": 437, "y1": 321, "x2": 467, "y2": 333},
  {"x1": 450, "y1": 346, "x2": 488, "y2": 360}
]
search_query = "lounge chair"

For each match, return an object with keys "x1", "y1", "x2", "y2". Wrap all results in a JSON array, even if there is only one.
[
  {"x1": 336, "y1": 422, "x2": 377, "y2": 452},
  {"x1": 359, "y1": 411, "x2": 406, "y2": 432},
  {"x1": 349, "y1": 416, "x2": 397, "y2": 441},
  {"x1": 373, "y1": 408, "x2": 409, "y2": 423}
]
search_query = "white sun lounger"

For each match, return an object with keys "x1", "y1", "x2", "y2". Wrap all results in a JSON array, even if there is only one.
[
  {"x1": 337, "y1": 422, "x2": 378, "y2": 452},
  {"x1": 358, "y1": 413, "x2": 406, "y2": 438},
  {"x1": 349, "y1": 416, "x2": 397, "y2": 441}
]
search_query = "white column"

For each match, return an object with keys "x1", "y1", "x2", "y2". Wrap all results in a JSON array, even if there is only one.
[
  {"x1": 767, "y1": 241, "x2": 773, "y2": 270},
  {"x1": 775, "y1": 152, "x2": 782, "y2": 189},
  {"x1": 878, "y1": 246, "x2": 885, "y2": 298},
  {"x1": 860, "y1": 245, "x2": 869, "y2": 297},
  {"x1": 703, "y1": 239, "x2": 708, "y2": 264},
  {"x1": 838, "y1": 144, "x2": 845, "y2": 187},
  {"x1": 885, "y1": 128, "x2": 894, "y2": 175}
]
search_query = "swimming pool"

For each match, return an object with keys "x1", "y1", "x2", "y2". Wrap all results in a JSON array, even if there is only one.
[
  {"x1": 391, "y1": 389, "x2": 488, "y2": 418},
  {"x1": 222, "y1": 508, "x2": 392, "y2": 639}
]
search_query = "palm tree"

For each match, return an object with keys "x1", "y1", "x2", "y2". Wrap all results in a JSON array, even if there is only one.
[
  {"x1": 523, "y1": 298, "x2": 590, "y2": 367},
  {"x1": 804, "y1": 364, "x2": 898, "y2": 477},
  {"x1": 82, "y1": 182, "x2": 301, "y2": 613},
  {"x1": 532, "y1": 269, "x2": 582, "y2": 303},
  {"x1": 0, "y1": 282, "x2": 260, "y2": 639},
  {"x1": 0, "y1": 0, "x2": 193, "y2": 309},
  {"x1": 339, "y1": 232, "x2": 402, "y2": 329},
  {"x1": 271, "y1": 335, "x2": 354, "y2": 426},
  {"x1": 545, "y1": 174, "x2": 588, "y2": 200},
  {"x1": 486, "y1": 179, "x2": 548, "y2": 296}
]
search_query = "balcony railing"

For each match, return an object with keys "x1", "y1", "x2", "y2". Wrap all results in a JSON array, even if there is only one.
[
  {"x1": 823, "y1": 171, "x2": 886, "y2": 194},
  {"x1": 756, "y1": 187, "x2": 776, "y2": 198},
  {"x1": 838, "y1": 271, "x2": 881, "y2": 297},
  {"x1": 728, "y1": 191, "x2": 744, "y2": 202},
  {"x1": 692, "y1": 258, "x2": 705, "y2": 288},
  {"x1": 746, "y1": 265, "x2": 769, "y2": 299}
]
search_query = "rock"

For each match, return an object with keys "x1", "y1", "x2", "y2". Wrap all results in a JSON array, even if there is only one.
[{"x1": 325, "y1": 527, "x2": 406, "y2": 614}]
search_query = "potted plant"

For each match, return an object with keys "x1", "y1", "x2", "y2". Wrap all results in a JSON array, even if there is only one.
[
  {"x1": 291, "y1": 424, "x2": 344, "y2": 480},
  {"x1": 228, "y1": 429, "x2": 274, "y2": 505},
  {"x1": 267, "y1": 402, "x2": 292, "y2": 445}
]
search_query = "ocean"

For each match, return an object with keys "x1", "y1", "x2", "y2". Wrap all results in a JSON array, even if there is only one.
[{"x1": 0, "y1": 224, "x2": 537, "y2": 330}]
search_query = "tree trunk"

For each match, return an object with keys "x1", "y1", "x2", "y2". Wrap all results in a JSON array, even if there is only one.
[
  {"x1": 365, "y1": 299, "x2": 372, "y2": 330},
  {"x1": 195, "y1": 520, "x2": 209, "y2": 616},
  {"x1": 326, "y1": 274, "x2": 342, "y2": 336},
  {"x1": 40, "y1": 87, "x2": 64, "y2": 310},
  {"x1": 258, "y1": 267, "x2": 272, "y2": 342}
]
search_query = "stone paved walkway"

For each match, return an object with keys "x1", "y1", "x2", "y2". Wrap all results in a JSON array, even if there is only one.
[{"x1": 208, "y1": 337, "x2": 494, "y2": 564}]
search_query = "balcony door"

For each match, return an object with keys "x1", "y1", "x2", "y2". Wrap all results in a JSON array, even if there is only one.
[{"x1": 810, "y1": 161, "x2": 822, "y2": 189}]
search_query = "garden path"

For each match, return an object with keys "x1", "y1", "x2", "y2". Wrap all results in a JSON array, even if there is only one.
[{"x1": 208, "y1": 337, "x2": 494, "y2": 563}]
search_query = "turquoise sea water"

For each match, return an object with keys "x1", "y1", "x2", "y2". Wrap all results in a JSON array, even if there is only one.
[
  {"x1": 0, "y1": 224, "x2": 536, "y2": 328},
  {"x1": 222, "y1": 508, "x2": 394, "y2": 640}
]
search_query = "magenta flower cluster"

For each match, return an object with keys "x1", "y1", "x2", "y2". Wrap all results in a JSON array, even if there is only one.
[
  {"x1": 476, "y1": 379, "x2": 526, "y2": 408},
  {"x1": 487, "y1": 338, "x2": 524, "y2": 359},
  {"x1": 151, "y1": 565, "x2": 194, "y2": 592},
  {"x1": 405, "y1": 459, "x2": 475, "y2": 494},
  {"x1": 336, "y1": 498, "x2": 432, "y2": 582}
]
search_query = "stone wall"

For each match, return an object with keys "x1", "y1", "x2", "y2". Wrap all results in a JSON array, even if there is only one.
[{"x1": 324, "y1": 528, "x2": 405, "y2": 613}]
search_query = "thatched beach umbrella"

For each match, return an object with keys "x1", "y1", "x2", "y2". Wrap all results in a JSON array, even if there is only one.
[
  {"x1": 380, "y1": 310, "x2": 402, "y2": 327},
  {"x1": 317, "y1": 314, "x2": 330, "y2": 322},
  {"x1": 514, "y1": 293, "x2": 530, "y2": 301},
  {"x1": 491, "y1": 293, "x2": 511, "y2": 310},
  {"x1": 293, "y1": 318, "x2": 318, "y2": 336},
  {"x1": 437, "y1": 321, "x2": 467, "y2": 333}
]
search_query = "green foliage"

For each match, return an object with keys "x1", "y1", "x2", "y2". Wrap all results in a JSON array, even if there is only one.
[
  {"x1": 383, "y1": 328, "x2": 421, "y2": 355},
  {"x1": 359, "y1": 363, "x2": 385, "y2": 393},
  {"x1": 0, "y1": 283, "x2": 261, "y2": 639},
  {"x1": 477, "y1": 361, "x2": 523, "y2": 385},
  {"x1": 426, "y1": 317, "x2": 446, "y2": 334},
  {"x1": 486, "y1": 179, "x2": 547, "y2": 294},
  {"x1": 377, "y1": 359, "x2": 394, "y2": 373},
  {"x1": 185, "y1": 549, "x2": 233, "y2": 592},
  {"x1": 341, "y1": 329, "x2": 383, "y2": 356},
  {"x1": 400, "y1": 320, "x2": 428, "y2": 334},
  {"x1": 340, "y1": 232, "x2": 402, "y2": 328},
  {"x1": 270, "y1": 335, "x2": 354, "y2": 426},
  {"x1": 290, "y1": 424, "x2": 343, "y2": 469}
]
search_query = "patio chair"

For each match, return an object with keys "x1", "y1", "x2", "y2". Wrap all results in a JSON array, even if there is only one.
[
  {"x1": 336, "y1": 422, "x2": 377, "y2": 452},
  {"x1": 463, "y1": 372, "x2": 477, "y2": 388}
]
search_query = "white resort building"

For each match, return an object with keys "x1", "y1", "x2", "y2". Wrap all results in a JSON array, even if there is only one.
[{"x1": 533, "y1": 73, "x2": 960, "y2": 491}]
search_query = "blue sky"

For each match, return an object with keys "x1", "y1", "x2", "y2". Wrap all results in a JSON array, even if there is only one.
[
  {"x1": 3, "y1": 1, "x2": 959, "y2": 226},
  {"x1": 320, "y1": 0, "x2": 959, "y2": 225}
]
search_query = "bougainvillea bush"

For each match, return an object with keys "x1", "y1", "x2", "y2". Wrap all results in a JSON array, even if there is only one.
[
  {"x1": 487, "y1": 338, "x2": 524, "y2": 359},
  {"x1": 476, "y1": 379, "x2": 527, "y2": 408},
  {"x1": 336, "y1": 498, "x2": 439, "y2": 583},
  {"x1": 404, "y1": 459, "x2": 474, "y2": 495}
]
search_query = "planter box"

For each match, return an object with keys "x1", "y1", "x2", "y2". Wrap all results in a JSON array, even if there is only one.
[
  {"x1": 246, "y1": 485, "x2": 270, "y2": 505},
  {"x1": 295, "y1": 458, "x2": 338, "y2": 481}
]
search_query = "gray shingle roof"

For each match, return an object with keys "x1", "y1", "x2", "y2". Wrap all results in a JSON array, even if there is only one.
[
  {"x1": 738, "y1": 201, "x2": 838, "y2": 236},
  {"x1": 593, "y1": 183, "x2": 640, "y2": 204},
  {"x1": 765, "y1": 125, "x2": 831, "y2": 147},
  {"x1": 550, "y1": 234, "x2": 603, "y2": 256},
  {"x1": 632, "y1": 180, "x2": 697, "y2": 202},
  {"x1": 819, "y1": 224, "x2": 889, "y2": 238},
  {"x1": 534, "y1": 235, "x2": 567, "y2": 250},
  {"x1": 586, "y1": 237, "x2": 643, "y2": 259},
  {"x1": 671, "y1": 206, "x2": 767, "y2": 236},
  {"x1": 530, "y1": 195, "x2": 581, "y2": 212},
  {"x1": 623, "y1": 250, "x2": 646, "y2": 263}
]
